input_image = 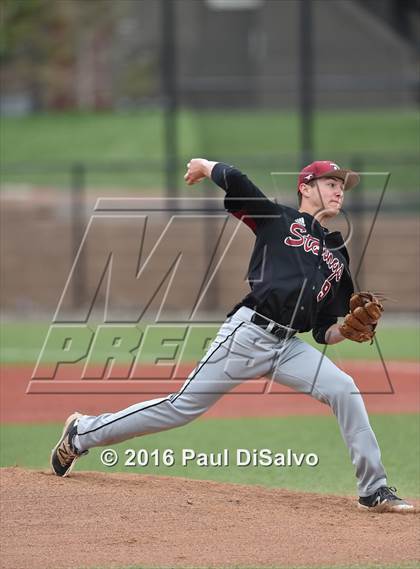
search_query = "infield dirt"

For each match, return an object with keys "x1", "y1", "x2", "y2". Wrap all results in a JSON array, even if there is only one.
[{"x1": 1, "y1": 467, "x2": 418, "y2": 569}]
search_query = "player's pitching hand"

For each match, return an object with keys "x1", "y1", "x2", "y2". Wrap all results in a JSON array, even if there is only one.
[{"x1": 184, "y1": 158, "x2": 216, "y2": 185}]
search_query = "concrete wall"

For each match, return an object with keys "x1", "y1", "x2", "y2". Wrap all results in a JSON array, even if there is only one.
[{"x1": 2, "y1": 191, "x2": 418, "y2": 317}]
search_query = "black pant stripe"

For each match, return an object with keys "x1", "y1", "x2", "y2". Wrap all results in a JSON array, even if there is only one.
[
  {"x1": 77, "y1": 321, "x2": 244, "y2": 437},
  {"x1": 169, "y1": 321, "x2": 243, "y2": 404}
]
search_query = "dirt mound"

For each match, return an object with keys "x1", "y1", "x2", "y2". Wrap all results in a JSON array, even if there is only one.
[{"x1": 1, "y1": 468, "x2": 418, "y2": 569}]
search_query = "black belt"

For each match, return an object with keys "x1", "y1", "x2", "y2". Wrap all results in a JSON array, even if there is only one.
[{"x1": 250, "y1": 312, "x2": 297, "y2": 341}]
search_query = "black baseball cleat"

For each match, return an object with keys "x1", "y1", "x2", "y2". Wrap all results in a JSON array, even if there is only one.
[
  {"x1": 358, "y1": 486, "x2": 414, "y2": 512},
  {"x1": 50, "y1": 412, "x2": 87, "y2": 477}
]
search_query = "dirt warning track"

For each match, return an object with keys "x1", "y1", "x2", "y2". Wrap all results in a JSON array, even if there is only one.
[{"x1": 1, "y1": 361, "x2": 418, "y2": 423}]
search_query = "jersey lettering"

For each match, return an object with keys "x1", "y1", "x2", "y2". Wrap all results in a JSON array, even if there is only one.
[
  {"x1": 284, "y1": 222, "x2": 344, "y2": 302},
  {"x1": 284, "y1": 222, "x2": 307, "y2": 247}
]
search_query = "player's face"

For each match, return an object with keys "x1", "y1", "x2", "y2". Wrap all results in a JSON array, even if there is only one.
[{"x1": 310, "y1": 177, "x2": 344, "y2": 218}]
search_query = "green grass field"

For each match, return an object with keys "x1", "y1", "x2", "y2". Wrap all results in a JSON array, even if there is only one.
[
  {"x1": 1, "y1": 322, "x2": 419, "y2": 364},
  {"x1": 1, "y1": 414, "x2": 418, "y2": 498},
  {"x1": 1, "y1": 109, "x2": 418, "y2": 193}
]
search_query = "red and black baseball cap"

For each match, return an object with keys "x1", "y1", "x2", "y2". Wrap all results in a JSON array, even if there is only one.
[{"x1": 297, "y1": 161, "x2": 360, "y2": 193}]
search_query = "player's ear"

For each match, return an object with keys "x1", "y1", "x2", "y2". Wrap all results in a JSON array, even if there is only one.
[{"x1": 298, "y1": 183, "x2": 311, "y2": 199}]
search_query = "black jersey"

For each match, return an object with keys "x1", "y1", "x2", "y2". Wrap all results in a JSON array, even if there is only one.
[{"x1": 211, "y1": 163, "x2": 354, "y2": 344}]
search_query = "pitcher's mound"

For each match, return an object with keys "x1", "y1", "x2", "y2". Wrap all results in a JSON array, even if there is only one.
[{"x1": 1, "y1": 467, "x2": 418, "y2": 569}]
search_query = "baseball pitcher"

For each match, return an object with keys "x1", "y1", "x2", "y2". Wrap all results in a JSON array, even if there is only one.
[{"x1": 51, "y1": 159, "x2": 413, "y2": 512}]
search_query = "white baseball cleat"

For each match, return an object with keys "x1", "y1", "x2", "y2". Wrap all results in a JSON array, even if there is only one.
[{"x1": 358, "y1": 486, "x2": 414, "y2": 512}]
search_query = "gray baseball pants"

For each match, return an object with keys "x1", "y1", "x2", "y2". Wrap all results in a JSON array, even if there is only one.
[{"x1": 75, "y1": 307, "x2": 387, "y2": 496}]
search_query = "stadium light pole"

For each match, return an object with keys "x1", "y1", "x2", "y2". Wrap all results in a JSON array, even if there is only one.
[
  {"x1": 161, "y1": 0, "x2": 178, "y2": 201},
  {"x1": 299, "y1": 0, "x2": 314, "y2": 166}
]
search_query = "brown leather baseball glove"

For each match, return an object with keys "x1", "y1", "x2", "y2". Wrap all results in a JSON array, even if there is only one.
[{"x1": 339, "y1": 292, "x2": 385, "y2": 343}]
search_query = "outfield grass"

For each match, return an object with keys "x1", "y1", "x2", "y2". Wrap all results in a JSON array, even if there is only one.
[
  {"x1": 1, "y1": 109, "x2": 417, "y2": 192},
  {"x1": 2, "y1": 414, "x2": 418, "y2": 497},
  {"x1": 1, "y1": 322, "x2": 418, "y2": 365}
]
